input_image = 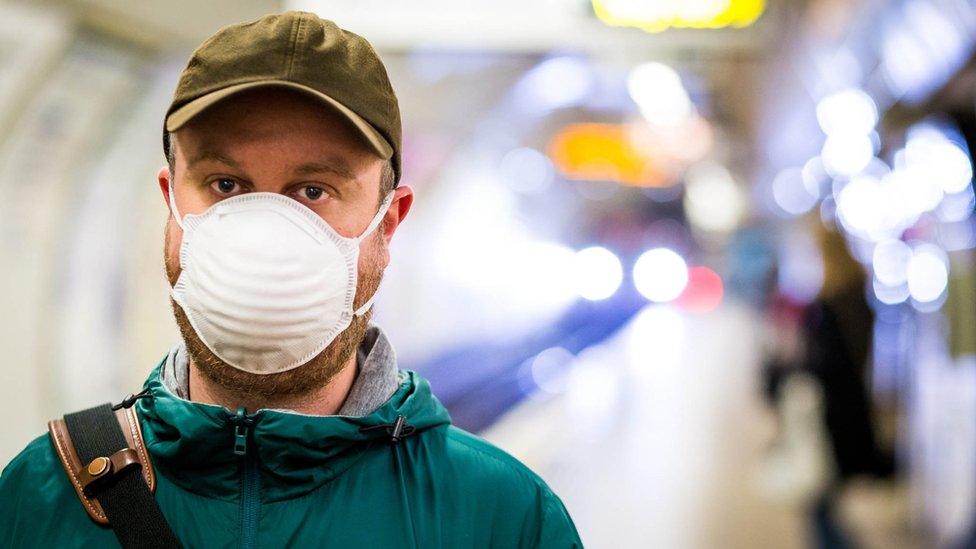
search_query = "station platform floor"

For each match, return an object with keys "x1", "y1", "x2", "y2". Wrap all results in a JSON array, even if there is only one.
[{"x1": 482, "y1": 302, "x2": 918, "y2": 548}]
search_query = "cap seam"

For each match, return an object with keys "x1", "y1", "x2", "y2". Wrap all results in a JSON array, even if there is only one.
[
  {"x1": 294, "y1": 17, "x2": 307, "y2": 78},
  {"x1": 286, "y1": 13, "x2": 305, "y2": 79}
]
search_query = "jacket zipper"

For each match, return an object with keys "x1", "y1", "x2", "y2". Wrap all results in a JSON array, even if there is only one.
[{"x1": 233, "y1": 408, "x2": 260, "y2": 549}]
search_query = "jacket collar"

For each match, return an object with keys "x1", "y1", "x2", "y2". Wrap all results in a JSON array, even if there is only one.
[
  {"x1": 159, "y1": 323, "x2": 401, "y2": 417},
  {"x1": 136, "y1": 331, "x2": 451, "y2": 502}
]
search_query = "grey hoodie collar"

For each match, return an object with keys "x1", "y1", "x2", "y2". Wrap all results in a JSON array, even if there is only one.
[{"x1": 160, "y1": 324, "x2": 401, "y2": 417}]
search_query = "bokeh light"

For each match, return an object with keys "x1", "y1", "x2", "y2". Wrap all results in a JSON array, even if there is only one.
[
  {"x1": 907, "y1": 244, "x2": 949, "y2": 304},
  {"x1": 549, "y1": 123, "x2": 668, "y2": 187},
  {"x1": 801, "y1": 156, "x2": 830, "y2": 198},
  {"x1": 937, "y1": 185, "x2": 976, "y2": 223},
  {"x1": 872, "y1": 277, "x2": 910, "y2": 305},
  {"x1": 684, "y1": 162, "x2": 747, "y2": 233},
  {"x1": 821, "y1": 133, "x2": 874, "y2": 177},
  {"x1": 903, "y1": 127, "x2": 973, "y2": 194},
  {"x1": 529, "y1": 346, "x2": 575, "y2": 395},
  {"x1": 628, "y1": 62, "x2": 693, "y2": 127},
  {"x1": 872, "y1": 239, "x2": 913, "y2": 287},
  {"x1": 633, "y1": 248, "x2": 689, "y2": 302},
  {"x1": 514, "y1": 56, "x2": 593, "y2": 113},
  {"x1": 815, "y1": 88, "x2": 878, "y2": 136},
  {"x1": 674, "y1": 266, "x2": 724, "y2": 313},
  {"x1": 835, "y1": 175, "x2": 887, "y2": 241},
  {"x1": 772, "y1": 167, "x2": 818, "y2": 216},
  {"x1": 499, "y1": 147, "x2": 555, "y2": 195},
  {"x1": 571, "y1": 246, "x2": 624, "y2": 301}
]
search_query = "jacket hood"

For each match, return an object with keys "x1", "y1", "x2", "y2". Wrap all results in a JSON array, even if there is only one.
[{"x1": 135, "y1": 362, "x2": 452, "y2": 502}]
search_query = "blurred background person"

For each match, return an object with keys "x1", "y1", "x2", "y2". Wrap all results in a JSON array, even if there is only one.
[
  {"x1": 801, "y1": 223, "x2": 894, "y2": 548},
  {"x1": 804, "y1": 224, "x2": 892, "y2": 484}
]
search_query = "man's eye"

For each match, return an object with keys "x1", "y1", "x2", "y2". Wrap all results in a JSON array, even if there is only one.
[
  {"x1": 301, "y1": 186, "x2": 325, "y2": 201},
  {"x1": 212, "y1": 178, "x2": 239, "y2": 195}
]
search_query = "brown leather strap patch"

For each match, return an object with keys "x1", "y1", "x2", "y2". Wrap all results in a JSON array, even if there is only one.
[{"x1": 47, "y1": 407, "x2": 156, "y2": 525}]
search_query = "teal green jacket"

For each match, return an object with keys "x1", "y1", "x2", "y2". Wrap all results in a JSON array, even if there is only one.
[{"x1": 0, "y1": 364, "x2": 581, "y2": 548}]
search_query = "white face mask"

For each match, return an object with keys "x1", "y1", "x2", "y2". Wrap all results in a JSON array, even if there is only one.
[{"x1": 168, "y1": 184, "x2": 394, "y2": 375}]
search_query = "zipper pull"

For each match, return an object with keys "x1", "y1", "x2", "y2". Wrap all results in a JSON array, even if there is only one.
[{"x1": 233, "y1": 407, "x2": 250, "y2": 457}]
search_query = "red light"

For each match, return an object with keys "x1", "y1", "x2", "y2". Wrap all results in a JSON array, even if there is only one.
[{"x1": 675, "y1": 266, "x2": 724, "y2": 313}]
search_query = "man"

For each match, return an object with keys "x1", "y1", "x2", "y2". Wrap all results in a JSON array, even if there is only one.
[{"x1": 0, "y1": 11, "x2": 581, "y2": 548}]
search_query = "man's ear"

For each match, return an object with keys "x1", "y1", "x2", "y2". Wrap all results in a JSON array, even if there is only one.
[
  {"x1": 158, "y1": 167, "x2": 172, "y2": 211},
  {"x1": 381, "y1": 185, "x2": 414, "y2": 244}
]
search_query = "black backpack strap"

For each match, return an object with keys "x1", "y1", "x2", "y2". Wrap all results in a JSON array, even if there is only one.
[{"x1": 50, "y1": 402, "x2": 181, "y2": 548}]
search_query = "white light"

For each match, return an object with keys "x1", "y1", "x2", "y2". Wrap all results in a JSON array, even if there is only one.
[
  {"x1": 873, "y1": 278, "x2": 910, "y2": 305},
  {"x1": 906, "y1": 0, "x2": 965, "y2": 64},
  {"x1": 886, "y1": 165, "x2": 941, "y2": 218},
  {"x1": 499, "y1": 147, "x2": 554, "y2": 195},
  {"x1": 821, "y1": 134, "x2": 874, "y2": 177},
  {"x1": 627, "y1": 62, "x2": 692, "y2": 127},
  {"x1": 517, "y1": 56, "x2": 593, "y2": 112},
  {"x1": 684, "y1": 162, "x2": 746, "y2": 233},
  {"x1": 529, "y1": 347, "x2": 574, "y2": 394},
  {"x1": 882, "y1": 0, "x2": 967, "y2": 101},
  {"x1": 872, "y1": 239, "x2": 913, "y2": 287},
  {"x1": 772, "y1": 167, "x2": 818, "y2": 215},
  {"x1": 880, "y1": 0, "x2": 969, "y2": 101},
  {"x1": 433, "y1": 176, "x2": 517, "y2": 290},
  {"x1": 633, "y1": 248, "x2": 688, "y2": 302},
  {"x1": 904, "y1": 130, "x2": 973, "y2": 194},
  {"x1": 520, "y1": 241, "x2": 578, "y2": 307},
  {"x1": 836, "y1": 175, "x2": 887, "y2": 241},
  {"x1": 937, "y1": 186, "x2": 976, "y2": 223},
  {"x1": 802, "y1": 156, "x2": 829, "y2": 198},
  {"x1": 907, "y1": 245, "x2": 949, "y2": 303},
  {"x1": 432, "y1": 177, "x2": 577, "y2": 317},
  {"x1": 816, "y1": 89, "x2": 878, "y2": 136},
  {"x1": 835, "y1": 169, "x2": 930, "y2": 242},
  {"x1": 571, "y1": 246, "x2": 624, "y2": 301},
  {"x1": 815, "y1": 48, "x2": 864, "y2": 91},
  {"x1": 882, "y1": 26, "x2": 929, "y2": 99},
  {"x1": 938, "y1": 218, "x2": 976, "y2": 251}
]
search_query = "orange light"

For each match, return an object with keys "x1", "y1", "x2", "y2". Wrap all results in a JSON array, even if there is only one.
[
  {"x1": 675, "y1": 266, "x2": 724, "y2": 313},
  {"x1": 548, "y1": 123, "x2": 672, "y2": 187}
]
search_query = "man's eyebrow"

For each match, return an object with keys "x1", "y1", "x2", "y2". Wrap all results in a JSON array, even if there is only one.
[
  {"x1": 293, "y1": 161, "x2": 358, "y2": 181},
  {"x1": 187, "y1": 150, "x2": 242, "y2": 169}
]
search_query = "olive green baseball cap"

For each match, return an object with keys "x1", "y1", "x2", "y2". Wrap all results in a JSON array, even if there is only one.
[{"x1": 163, "y1": 11, "x2": 402, "y2": 183}]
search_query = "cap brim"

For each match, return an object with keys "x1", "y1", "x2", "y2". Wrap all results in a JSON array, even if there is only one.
[{"x1": 164, "y1": 80, "x2": 394, "y2": 160}]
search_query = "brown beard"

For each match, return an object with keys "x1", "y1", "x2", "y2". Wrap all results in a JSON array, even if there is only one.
[{"x1": 164, "y1": 223, "x2": 384, "y2": 401}]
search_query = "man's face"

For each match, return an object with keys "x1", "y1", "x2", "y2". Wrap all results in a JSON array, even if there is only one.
[{"x1": 158, "y1": 87, "x2": 408, "y2": 399}]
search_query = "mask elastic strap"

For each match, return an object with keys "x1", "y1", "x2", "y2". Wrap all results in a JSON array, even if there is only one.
[
  {"x1": 351, "y1": 191, "x2": 395, "y2": 317},
  {"x1": 168, "y1": 179, "x2": 185, "y2": 230},
  {"x1": 354, "y1": 191, "x2": 395, "y2": 244},
  {"x1": 353, "y1": 292, "x2": 380, "y2": 317}
]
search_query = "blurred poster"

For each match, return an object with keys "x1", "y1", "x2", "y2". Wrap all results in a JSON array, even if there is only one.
[
  {"x1": 0, "y1": 2, "x2": 71, "y2": 135},
  {"x1": 0, "y1": 23, "x2": 145, "y2": 462}
]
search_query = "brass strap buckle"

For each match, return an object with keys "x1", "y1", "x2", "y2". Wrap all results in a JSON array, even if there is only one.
[{"x1": 78, "y1": 448, "x2": 142, "y2": 496}]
